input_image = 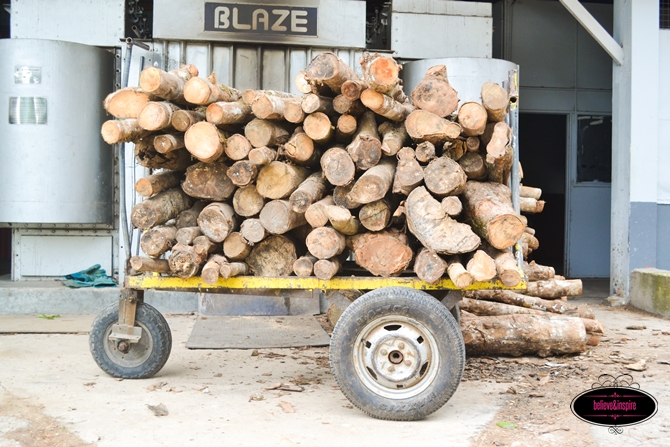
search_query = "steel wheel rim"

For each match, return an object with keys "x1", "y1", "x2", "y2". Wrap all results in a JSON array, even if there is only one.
[
  {"x1": 103, "y1": 322, "x2": 153, "y2": 368},
  {"x1": 353, "y1": 315, "x2": 440, "y2": 399}
]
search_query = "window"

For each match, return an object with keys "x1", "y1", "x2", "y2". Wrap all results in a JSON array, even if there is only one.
[
  {"x1": 577, "y1": 115, "x2": 612, "y2": 183},
  {"x1": 662, "y1": 0, "x2": 670, "y2": 29}
]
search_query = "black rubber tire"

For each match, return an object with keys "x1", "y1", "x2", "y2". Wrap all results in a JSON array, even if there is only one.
[
  {"x1": 330, "y1": 287, "x2": 465, "y2": 421},
  {"x1": 89, "y1": 302, "x2": 172, "y2": 379}
]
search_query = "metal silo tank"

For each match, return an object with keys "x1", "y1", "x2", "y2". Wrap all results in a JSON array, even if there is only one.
[{"x1": 0, "y1": 39, "x2": 114, "y2": 224}]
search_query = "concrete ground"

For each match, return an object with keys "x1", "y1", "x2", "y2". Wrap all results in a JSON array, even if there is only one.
[{"x1": 0, "y1": 279, "x2": 669, "y2": 447}]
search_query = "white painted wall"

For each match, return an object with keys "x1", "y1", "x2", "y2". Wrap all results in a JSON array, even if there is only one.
[{"x1": 658, "y1": 31, "x2": 670, "y2": 204}]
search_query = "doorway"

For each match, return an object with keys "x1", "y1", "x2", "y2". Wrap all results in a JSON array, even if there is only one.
[{"x1": 519, "y1": 113, "x2": 567, "y2": 275}]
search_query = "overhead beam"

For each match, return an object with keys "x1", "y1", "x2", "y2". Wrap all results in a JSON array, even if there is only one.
[{"x1": 559, "y1": 0, "x2": 624, "y2": 65}]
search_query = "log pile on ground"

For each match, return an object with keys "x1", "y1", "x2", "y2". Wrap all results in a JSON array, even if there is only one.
[{"x1": 103, "y1": 54, "x2": 600, "y2": 357}]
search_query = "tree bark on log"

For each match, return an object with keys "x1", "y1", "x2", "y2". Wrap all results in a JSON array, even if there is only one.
[
  {"x1": 458, "y1": 152, "x2": 488, "y2": 181},
  {"x1": 259, "y1": 200, "x2": 308, "y2": 235},
  {"x1": 248, "y1": 146, "x2": 277, "y2": 166},
  {"x1": 488, "y1": 248, "x2": 522, "y2": 287},
  {"x1": 441, "y1": 196, "x2": 463, "y2": 217},
  {"x1": 406, "y1": 186, "x2": 481, "y2": 255},
  {"x1": 460, "y1": 297, "x2": 546, "y2": 316},
  {"x1": 481, "y1": 82, "x2": 508, "y2": 123},
  {"x1": 314, "y1": 257, "x2": 343, "y2": 280},
  {"x1": 223, "y1": 232, "x2": 252, "y2": 261},
  {"x1": 172, "y1": 109, "x2": 206, "y2": 132},
  {"x1": 525, "y1": 279, "x2": 583, "y2": 299},
  {"x1": 139, "y1": 65, "x2": 199, "y2": 104},
  {"x1": 346, "y1": 111, "x2": 382, "y2": 170},
  {"x1": 130, "y1": 256, "x2": 171, "y2": 274},
  {"x1": 293, "y1": 254, "x2": 317, "y2": 277},
  {"x1": 154, "y1": 133, "x2": 185, "y2": 154},
  {"x1": 134, "y1": 170, "x2": 183, "y2": 197},
  {"x1": 409, "y1": 65, "x2": 459, "y2": 118},
  {"x1": 251, "y1": 94, "x2": 301, "y2": 120},
  {"x1": 134, "y1": 142, "x2": 193, "y2": 171},
  {"x1": 240, "y1": 218, "x2": 268, "y2": 244},
  {"x1": 220, "y1": 262, "x2": 249, "y2": 279},
  {"x1": 184, "y1": 121, "x2": 228, "y2": 163},
  {"x1": 306, "y1": 227, "x2": 346, "y2": 260},
  {"x1": 523, "y1": 261, "x2": 555, "y2": 281},
  {"x1": 347, "y1": 158, "x2": 396, "y2": 204},
  {"x1": 444, "y1": 139, "x2": 467, "y2": 161},
  {"x1": 321, "y1": 146, "x2": 356, "y2": 186},
  {"x1": 284, "y1": 128, "x2": 319, "y2": 165},
  {"x1": 414, "y1": 248, "x2": 447, "y2": 284},
  {"x1": 168, "y1": 243, "x2": 206, "y2": 278},
  {"x1": 359, "y1": 199, "x2": 393, "y2": 232},
  {"x1": 424, "y1": 156, "x2": 467, "y2": 197},
  {"x1": 347, "y1": 230, "x2": 413, "y2": 277},
  {"x1": 244, "y1": 118, "x2": 291, "y2": 148},
  {"x1": 405, "y1": 110, "x2": 462, "y2": 145},
  {"x1": 457, "y1": 102, "x2": 487, "y2": 137},
  {"x1": 140, "y1": 226, "x2": 177, "y2": 257},
  {"x1": 256, "y1": 162, "x2": 310, "y2": 199},
  {"x1": 378, "y1": 121, "x2": 409, "y2": 156},
  {"x1": 461, "y1": 181, "x2": 526, "y2": 250},
  {"x1": 392, "y1": 147, "x2": 424, "y2": 195},
  {"x1": 520, "y1": 197, "x2": 546, "y2": 214},
  {"x1": 295, "y1": 71, "x2": 333, "y2": 96},
  {"x1": 360, "y1": 89, "x2": 412, "y2": 122},
  {"x1": 304, "y1": 52, "x2": 360, "y2": 95},
  {"x1": 131, "y1": 188, "x2": 194, "y2": 230},
  {"x1": 520, "y1": 185, "x2": 542, "y2": 200},
  {"x1": 103, "y1": 87, "x2": 153, "y2": 119},
  {"x1": 481, "y1": 122, "x2": 512, "y2": 184},
  {"x1": 326, "y1": 206, "x2": 360, "y2": 236},
  {"x1": 466, "y1": 249, "x2": 497, "y2": 282},
  {"x1": 464, "y1": 289, "x2": 594, "y2": 319},
  {"x1": 182, "y1": 162, "x2": 236, "y2": 201},
  {"x1": 101, "y1": 119, "x2": 150, "y2": 144},
  {"x1": 305, "y1": 196, "x2": 335, "y2": 228},
  {"x1": 446, "y1": 256, "x2": 474, "y2": 289},
  {"x1": 175, "y1": 226, "x2": 202, "y2": 245},
  {"x1": 460, "y1": 313, "x2": 587, "y2": 357},
  {"x1": 303, "y1": 112, "x2": 334, "y2": 144},
  {"x1": 246, "y1": 235, "x2": 297, "y2": 276},
  {"x1": 290, "y1": 172, "x2": 328, "y2": 213},
  {"x1": 206, "y1": 101, "x2": 253, "y2": 125},
  {"x1": 227, "y1": 160, "x2": 258, "y2": 187},
  {"x1": 197, "y1": 202, "x2": 236, "y2": 243},
  {"x1": 242, "y1": 89, "x2": 299, "y2": 105},
  {"x1": 360, "y1": 53, "x2": 406, "y2": 102},
  {"x1": 200, "y1": 255, "x2": 226, "y2": 284},
  {"x1": 138, "y1": 101, "x2": 179, "y2": 131},
  {"x1": 183, "y1": 73, "x2": 241, "y2": 105},
  {"x1": 176, "y1": 201, "x2": 206, "y2": 229},
  {"x1": 333, "y1": 184, "x2": 361, "y2": 209},
  {"x1": 415, "y1": 141, "x2": 436, "y2": 163}
]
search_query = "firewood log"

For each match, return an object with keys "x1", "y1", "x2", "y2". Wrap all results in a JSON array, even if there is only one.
[
  {"x1": 227, "y1": 160, "x2": 258, "y2": 187},
  {"x1": 183, "y1": 72, "x2": 241, "y2": 105},
  {"x1": 423, "y1": 156, "x2": 467, "y2": 197},
  {"x1": 481, "y1": 82, "x2": 508, "y2": 122},
  {"x1": 283, "y1": 102, "x2": 306, "y2": 124},
  {"x1": 134, "y1": 139, "x2": 193, "y2": 171},
  {"x1": 347, "y1": 230, "x2": 413, "y2": 277},
  {"x1": 259, "y1": 200, "x2": 307, "y2": 235},
  {"x1": 441, "y1": 196, "x2": 463, "y2": 217},
  {"x1": 360, "y1": 53, "x2": 406, "y2": 102},
  {"x1": 460, "y1": 313, "x2": 587, "y2": 357},
  {"x1": 184, "y1": 121, "x2": 228, "y2": 163},
  {"x1": 293, "y1": 254, "x2": 317, "y2": 277},
  {"x1": 414, "y1": 248, "x2": 447, "y2": 284},
  {"x1": 304, "y1": 52, "x2": 360, "y2": 95},
  {"x1": 359, "y1": 199, "x2": 393, "y2": 232},
  {"x1": 336, "y1": 114, "x2": 358, "y2": 142},
  {"x1": 244, "y1": 118, "x2": 291, "y2": 148},
  {"x1": 461, "y1": 181, "x2": 526, "y2": 250},
  {"x1": 458, "y1": 152, "x2": 488, "y2": 181},
  {"x1": 138, "y1": 101, "x2": 179, "y2": 131},
  {"x1": 240, "y1": 218, "x2": 268, "y2": 244},
  {"x1": 295, "y1": 71, "x2": 333, "y2": 96},
  {"x1": 481, "y1": 122, "x2": 512, "y2": 184},
  {"x1": 303, "y1": 112, "x2": 334, "y2": 144},
  {"x1": 103, "y1": 87, "x2": 153, "y2": 119},
  {"x1": 223, "y1": 232, "x2": 252, "y2": 261},
  {"x1": 466, "y1": 136, "x2": 480, "y2": 153},
  {"x1": 242, "y1": 89, "x2": 299, "y2": 105},
  {"x1": 488, "y1": 248, "x2": 522, "y2": 287},
  {"x1": 134, "y1": 170, "x2": 183, "y2": 197},
  {"x1": 444, "y1": 139, "x2": 467, "y2": 161},
  {"x1": 305, "y1": 196, "x2": 335, "y2": 228},
  {"x1": 248, "y1": 146, "x2": 277, "y2": 166},
  {"x1": 301, "y1": 94, "x2": 334, "y2": 115},
  {"x1": 522, "y1": 232, "x2": 540, "y2": 251},
  {"x1": 520, "y1": 185, "x2": 542, "y2": 200},
  {"x1": 523, "y1": 261, "x2": 555, "y2": 281},
  {"x1": 221, "y1": 133, "x2": 250, "y2": 161},
  {"x1": 525, "y1": 279, "x2": 583, "y2": 299},
  {"x1": 140, "y1": 226, "x2": 177, "y2": 257},
  {"x1": 445, "y1": 256, "x2": 474, "y2": 289},
  {"x1": 360, "y1": 89, "x2": 412, "y2": 122},
  {"x1": 314, "y1": 257, "x2": 343, "y2": 280},
  {"x1": 346, "y1": 111, "x2": 382, "y2": 170},
  {"x1": 290, "y1": 172, "x2": 328, "y2": 213},
  {"x1": 332, "y1": 95, "x2": 365, "y2": 116},
  {"x1": 197, "y1": 202, "x2": 236, "y2": 242},
  {"x1": 405, "y1": 110, "x2": 462, "y2": 145},
  {"x1": 201, "y1": 255, "x2": 228, "y2": 284},
  {"x1": 326, "y1": 206, "x2": 360, "y2": 236},
  {"x1": 175, "y1": 226, "x2": 202, "y2": 245},
  {"x1": 464, "y1": 290, "x2": 595, "y2": 319},
  {"x1": 206, "y1": 101, "x2": 253, "y2": 125},
  {"x1": 101, "y1": 119, "x2": 150, "y2": 144},
  {"x1": 333, "y1": 184, "x2": 361, "y2": 209},
  {"x1": 392, "y1": 202, "x2": 406, "y2": 227},
  {"x1": 321, "y1": 146, "x2": 356, "y2": 186},
  {"x1": 251, "y1": 93, "x2": 301, "y2": 120},
  {"x1": 306, "y1": 227, "x2": 346, "y2": 260},
  {"x1": 168, "y1": 243, "x2": 206, "y2": 278},
  {"x1": 129, "y1": 256, "x2": 171, "y2": 274},
  {"x1": 466, "y1": 250, "x2": 497, "y2": 282},
  {"x1": 154, "y1": 133, "x2": 185, "y2": 154},
  {"x1": 524, "y1": 226, "x2": 536, "y2": 236},
  {"x1": 220, "y1": 261, "x2": 249, "y2": 279},
  {"x1": 256, "y1": 161, "x2": 310, "y2": 199},
  {"x1": 171, "y1": 109, "x2": 206, "y2": 132},
  {"x1": 393, "y1": 147, "x2": 424, "y2": 195},
  {"x1": 175, "y1": 201, "x2": 206, "y2": 229},
  {"x1": 405, "y1": 186, "x2": 481, "y2": 255},
  {"x1": 520, "y1": 197, "x2": 546, "y2": 214},
  {"x1": 457, "y1": 102, "x2": 487, "y2": 137},
  {"x1": 409, "y1": 65, "x2": 458, "y2": 118},
  {"x1": 460, "y1": 297, "x2": 547, "y2": 316},
  {"x1": 284, "y1": 127, "x2": 319, "y2": 165},
  {"x1": 347, "y1": 158, "x2": 395, "y2": 204},
  {"x1": 131, "y1": 188, "x2": 194, "y2": 230},
  {"x1": 415, "y1": 141, "x2": 436, "y2": 163},
  {"x1": 181, "y1": 162, "x2": 236, "y2": 201},
  {"x1": 246, "y1": 235, "x2": 297, "y2": 276},
  {"x1": 341, "y1": 79, "x2": 368, "y2": 101},
  {"x1": 232, "y1": 185, "x2": 265, "y2": 218},
  {"x1": 193, "y1": 235, "x2": 220, "y2": 256},
  {"x1": 139, "y1": 64, "x2": 199, "y2": 104},
  {"x1": 378, "y1": 121, "x2": 409, "y2": 156}
]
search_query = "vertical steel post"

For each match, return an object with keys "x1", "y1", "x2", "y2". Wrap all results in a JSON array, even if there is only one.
[{"x1": 508, "y1": 69, "x2": 523, "y2": 268}]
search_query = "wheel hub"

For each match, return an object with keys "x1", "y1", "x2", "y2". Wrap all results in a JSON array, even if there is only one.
[{"x1": 371, "y1": 335, "x2": 422, "y2": 384}]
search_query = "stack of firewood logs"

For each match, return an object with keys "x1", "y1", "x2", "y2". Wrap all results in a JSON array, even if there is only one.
[{"x1": 101, "y1": 52, "x2": 601, "y2": 356}]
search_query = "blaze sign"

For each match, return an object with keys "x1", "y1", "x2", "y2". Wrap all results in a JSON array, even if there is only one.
[{"x1": 204, "y1": 3, "x2": 318, "y2": 36}]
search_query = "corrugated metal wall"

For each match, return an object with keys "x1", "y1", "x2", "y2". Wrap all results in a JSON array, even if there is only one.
[{"x1": 156, "y1": 41, "x2": 365, "y2": 94}]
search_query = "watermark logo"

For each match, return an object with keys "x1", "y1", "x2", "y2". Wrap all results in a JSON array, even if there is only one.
[{"x1": 571, "y1": 374, "x2": 658, "y2": 435}]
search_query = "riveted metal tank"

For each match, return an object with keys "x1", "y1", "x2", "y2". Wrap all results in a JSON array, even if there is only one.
[{"x1": 0, "y1": 39, "x2": 114, "y2": 224}]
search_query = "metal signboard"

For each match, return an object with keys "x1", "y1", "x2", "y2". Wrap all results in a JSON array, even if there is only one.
[{"x1": 204, "y1": 3, "x2": 317, "y2": 36}]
